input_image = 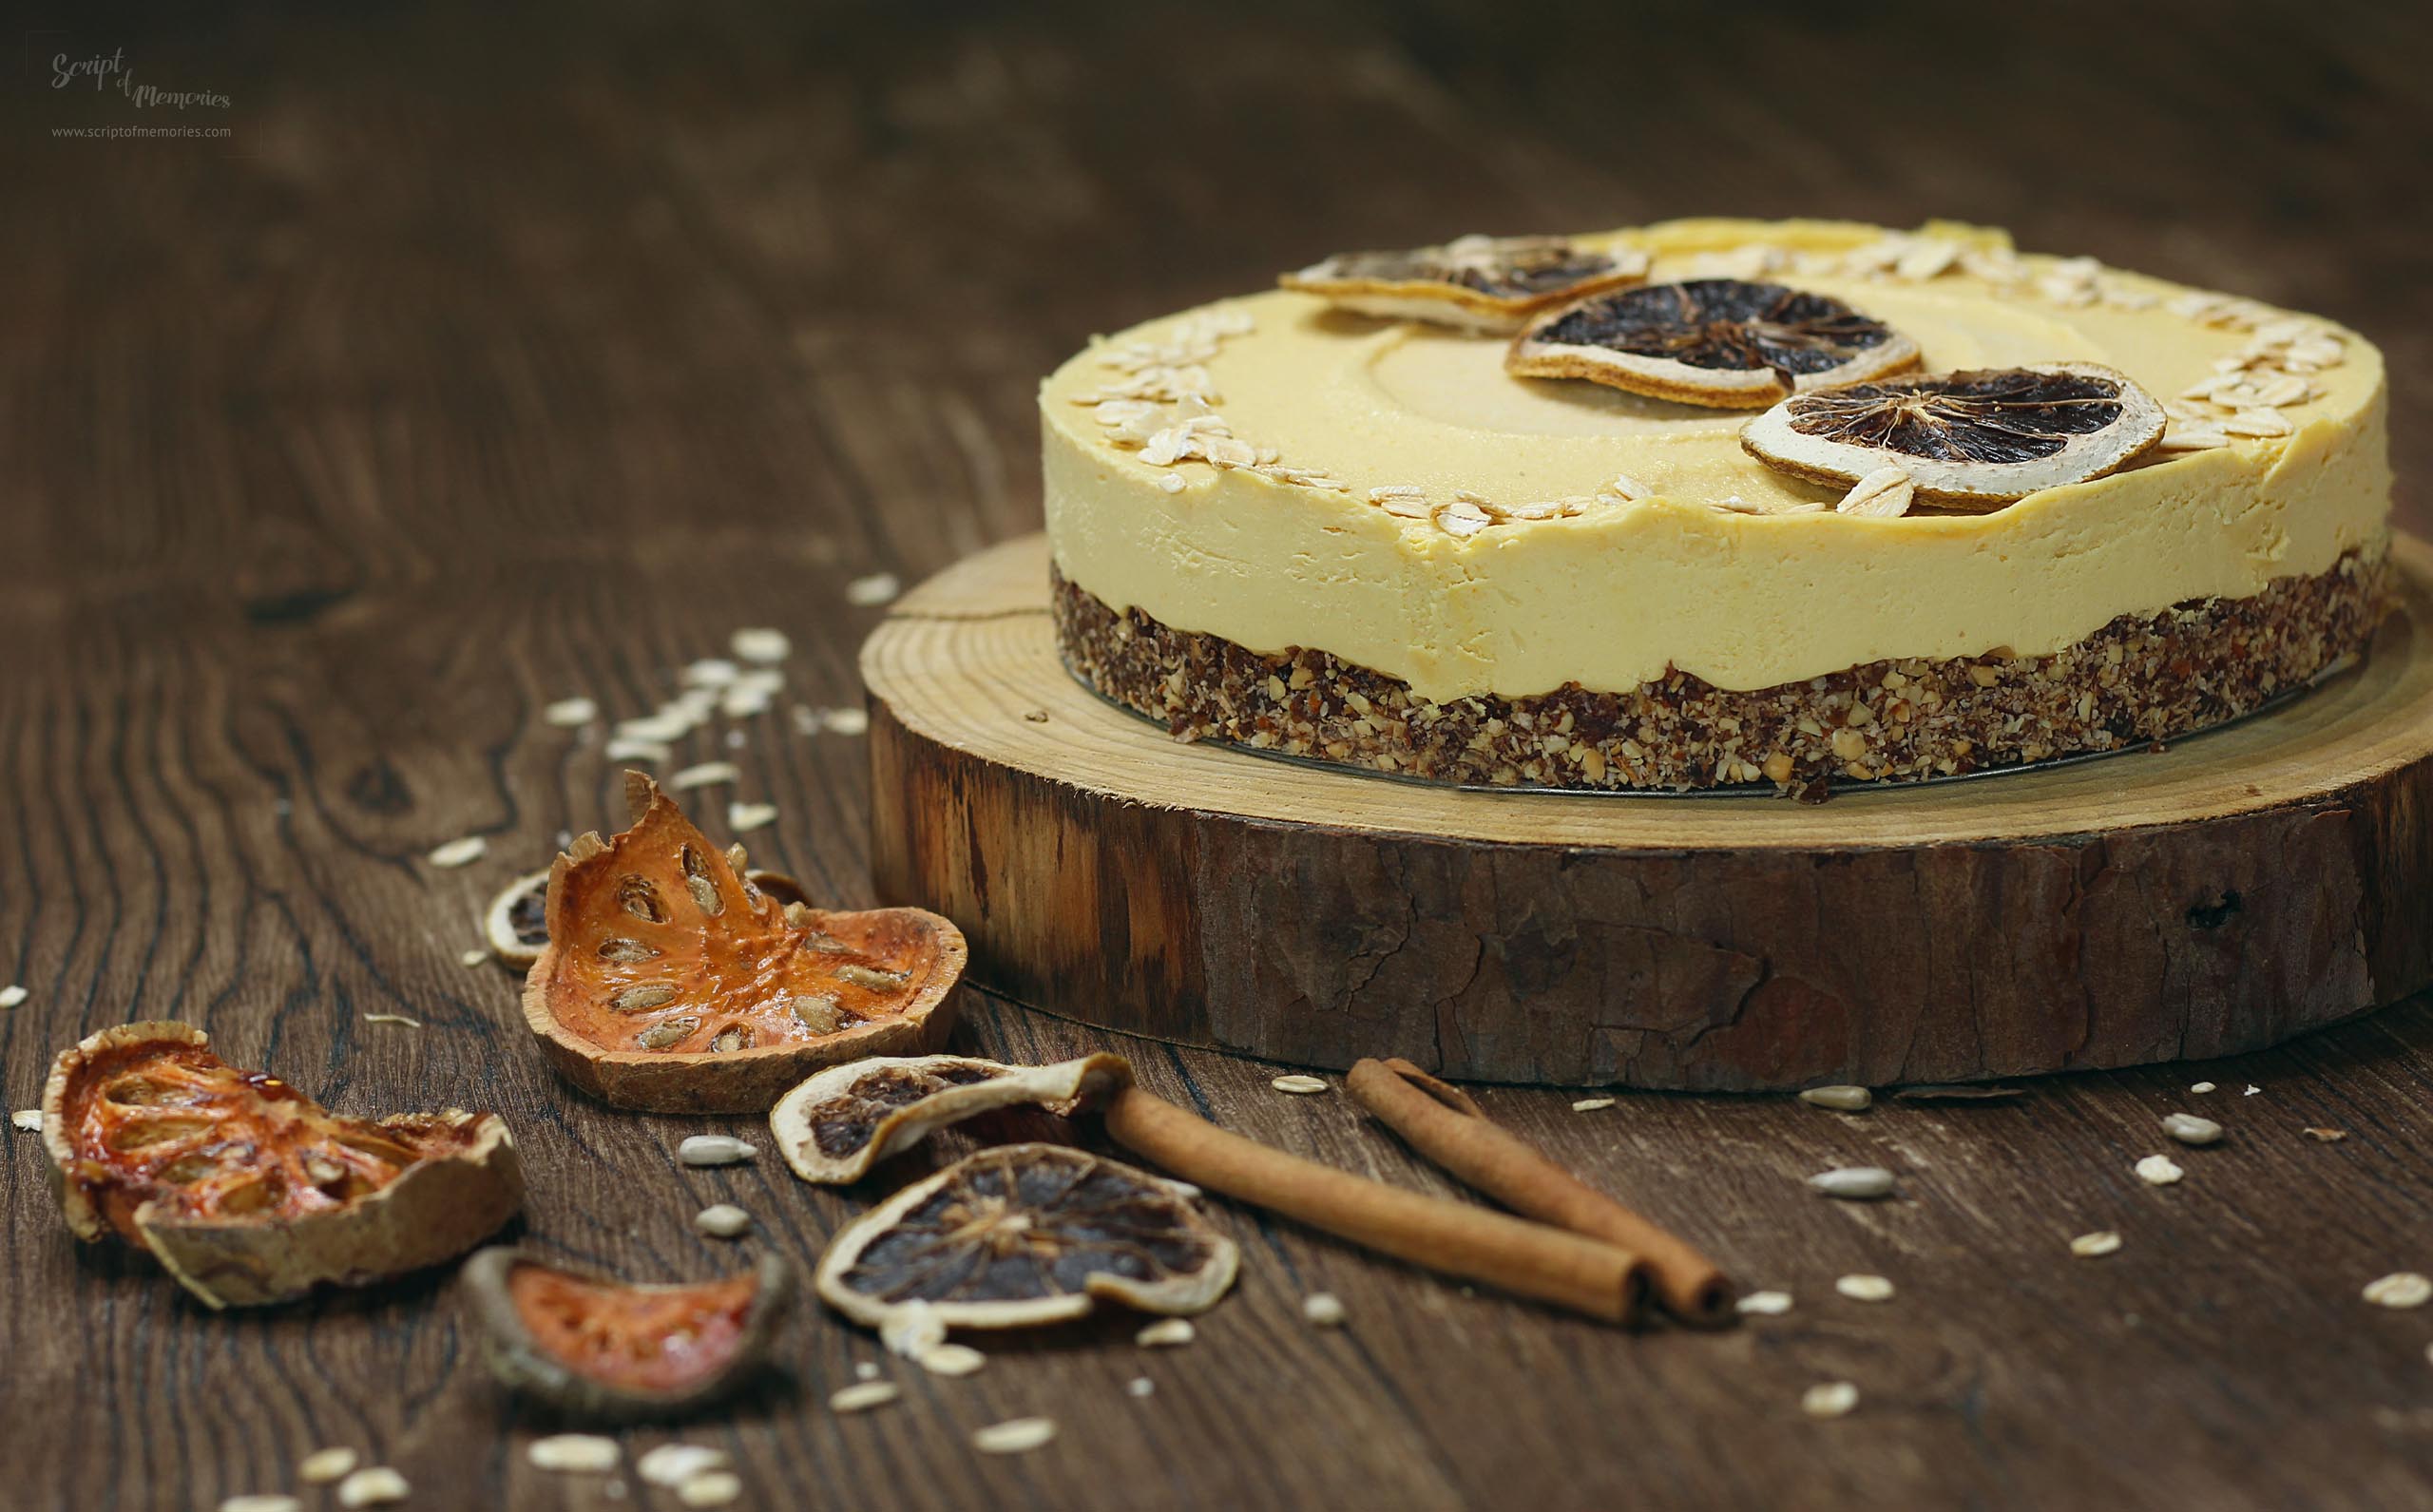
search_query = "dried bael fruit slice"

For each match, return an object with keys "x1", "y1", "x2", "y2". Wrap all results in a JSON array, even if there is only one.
[
  {"x1": 1508, "y1": 278, "x2": 1919, "y2": 407},
  {"x1": 523, "y1": 773, "x2": 967, "y2": 1112},
  {"x1": 771, "y1": 1054, "x2": 1132, "y2": 1184},
  {"x1": 41, "y1": 1021, "x2": 523, "y2": 1308},
  {"x1": 815, "y1": 1143, "x2": 1237, "y2": 1330},
  {"x1": 485, "y1": 869, "x2": 553, "y2": 968},
  {"x1": 1282, "y1": 234, "x2": 1651, "y2": 333},
  {"x1": 1740, "y1": 362, "x2": 2166, "y2": 508},
  {"x1": 464, "y1": 1247, "x2": 794, "y2": 1421}
]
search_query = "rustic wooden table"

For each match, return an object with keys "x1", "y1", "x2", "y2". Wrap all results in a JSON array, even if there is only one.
[{"x1": 7, "y1": 5, "x2": 2430, "y2": 1509}]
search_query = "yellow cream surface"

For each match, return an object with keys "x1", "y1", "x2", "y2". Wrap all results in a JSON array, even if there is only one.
[{"x1": 1042, "y1": 220, "x2": 2391, "y2": 700}]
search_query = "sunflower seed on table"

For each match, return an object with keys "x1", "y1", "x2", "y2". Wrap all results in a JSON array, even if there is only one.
[
  {"x1": 678, "y1": 1135, "x2": 757, "y2": 1167},
  {"x1": 830, "y1": 1381, "x2": 902, "y2": 1413},
  {"x1": 1572, "y1": 1097, "x2": 1617, "y2": 1112},
  {"x1": 0, "y1": 985, "x2": 25, "y2": 1009},
  {"x1": 361, "y1": 1013, "x2": 422, "y2": 1028},
  {"x1": 972, "y1": 1418, "x2": 1059, "y2": 1455},
  {"x1": 1272, "y1": 1075, "x2": 1330, "y2": 1095},
  {"x1": 1808, "y1": 1166, "x2": 1897, "y2": 1199},
  {"x1": 2190, "y1": 1081, "x2": 2216, "y2": 1094},
  {"x1": 669, "y1": 761, "x2": 741, "y2": 793},
  {"x1": 2162, "y1": 1113, "x2": 2223, "y2": 1146},
  {"x1": 1798, "y1": 1085, "x2": 1872, "y2": 1112},
  {"x1": 459, "y1": 947, "x2": 489, "y2": 967},
  {"x1": 1136, "y1": 1317, "x2": 1196, "y2": 1348},
  {"x1": 544, "y1": 697, "x2": 598, "y2": 727},
  {"x1": 727, "y1": 801, "x2": 778, "y2": 833},
  {"x1": 1835, "y1": 1274, "x2": 1895, "y2": 1302},
  {"x1": 1737, "y1": 1290, "x2": 1793, "y2": 1316},
  {"x1": 1802, "y1": 1381, "x2": 1860, "y2": 1419},
  {"x1": 2364, "y1": 1273, "x2": 2433, "y2": 1309},
  {"x1": 529, "y1": 1435, "x2": 622, "y2": 1473},
  {"x1": 637, "y1": 1445, "x2": 728, "y2": 1488},
  {"x1": 335, "y1": 1467, "x2": 411, "y2": 1508},
  {"x1": 677, "y1": 1470, "x2": 744, "y2": 1507},
  {"x1": 920, "y1": 1343, "x2": 987, "y2": 1377},
  {"x1": 2135, "y1": 1154, "x2": 2185, "y2": 1185},
  {"x1": 298, "y1": 1448, "x2": 358, "y2": 1483},
  {"x1": 694, "y1": 1203, "x2": 753, "y2": 1237},
  {"x1": 731, "y1": 627, "x2": 793, "y2": 663},
  {"x1": 2070, "y1": 1231, "x2": 2124, "y2": 1258},
  {"x1": 845, "y1": 573, "x2": 902, "y2": 607},
  {"x1": 1303, "y1": 1292, "x2": 1349, "y2": 1327},
  {"x1": 427, "y1": 836, "x2": 487, "y2": 868}
]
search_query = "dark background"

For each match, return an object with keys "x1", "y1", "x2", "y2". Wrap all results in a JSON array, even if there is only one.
[{"x1": 5, "y1": 5, "x2": 2430, "y2": 1509}]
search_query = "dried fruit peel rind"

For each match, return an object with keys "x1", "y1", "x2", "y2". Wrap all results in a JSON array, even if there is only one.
[
  {"x1": 1282, "y1": 234, "x2": 1650, "y2": 333},
  {"x1": 814, "y1": 1142, "x2": 1237, "y2": 1331},
  {"x1": 41, "y1": 1021, "x2": 523, "y2": 1308},
  {"x1": 1508, "y1": 278, "x2": 1920, "y2": 408},
  {"x1": 463, "y1": 1246, "x2": 795, "y2": 1421},
  {"x1": 484, "y1": 868, "x2": 554, "y2": 968},
  {"x1": 522, "y1": 773, "x2": 967, "y2": 1112},
  {"x1": 770, "y1": 1053, "x2": 1134, "y2": 1183}
]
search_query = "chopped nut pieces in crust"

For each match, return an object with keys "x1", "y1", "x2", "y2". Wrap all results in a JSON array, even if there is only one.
[
  {"x1": 1509, "y1": 279, "x2": 1918, "y2": 408},
  {"x1": 1055, "y1": 554, "x2": 2385, "y2": 794},
  {"x1": 463, "y1": 1247, "x2": 795, "y2": 1421},
  {"x1": 484, "y1": 868, "x2": 554, "y2": 968},
  {"x1": 1741, "y1": 363, "x2": 2167, "y2": 508},
  {"x1": 770, "y1": 1053, "x2": 1133, "y2": 1184},
  {"x1": 522, "y1": 773, "x2": 966, "y2": 1112},
  {"x1": 1281, "y1": 235, "x2": 1651, "y2": 334},
  {"x1": 41, "y1": 1021, "x2": 523, "y2": 1309},
  {"x1": 815, "y1": 1143, "x2": 1238, "y2": 1332}
]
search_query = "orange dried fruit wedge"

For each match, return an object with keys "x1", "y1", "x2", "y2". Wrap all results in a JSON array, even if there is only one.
[
  {"x1": 522, "y1": 772, "x2": 966, "y2": 1112},
  {"x1": 41, "y1": 1021, "x2": 523, "y2": 1308},
  {"x1": 463, "y1": 1247, "x2": 794, "y2": 1420}
]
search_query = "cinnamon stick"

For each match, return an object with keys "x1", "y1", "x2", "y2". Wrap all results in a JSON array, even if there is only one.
[
  {"x1": 1346, "y1": 1059, "x2": 1735, "y2": 1328},
  {"x1": 1101, "y1": 1085, "x2": 1647, "y2": 1324}
]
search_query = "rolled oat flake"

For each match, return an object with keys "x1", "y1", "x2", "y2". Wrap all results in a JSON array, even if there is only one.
[
  {"x1": 2162, "y1": 1113, "x2": 2223, "y2": 1146},
  {"x1": 2364, "y1": 1273, "x2": 2433, "y2": 1309}
]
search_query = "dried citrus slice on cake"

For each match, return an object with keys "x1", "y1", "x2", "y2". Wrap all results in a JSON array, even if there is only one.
[
  {"x1": 770, "y1": 1053, "x2": 1132, "y2": 1184},
  {"x1": 1740, "y1": 362, "x2": 2167, "y2": 508},
  {"x1": 41, "y1": 1021, "x2": 523, "y2": 1308},
  {"x1": 1507, "y1": 278, "x2": 1919, "y2": 407},
  {"x1": 1282, "y1": 234, "x2": 1651, "y2": 333},
  {"x1": 523, "y1": 773, "x2": 967, "y2": 1112},
  {"x1": 464, "y1": 1246, "x2": 794, "y2": 1420},
  {"x1": 815, "y1": 1143, "x2": 1237, "y2": 1330}
]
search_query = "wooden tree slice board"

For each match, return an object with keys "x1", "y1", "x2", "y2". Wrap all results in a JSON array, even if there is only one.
[{"x1": 863, "y1": 532, "x2": 2433, "y2": 1090}]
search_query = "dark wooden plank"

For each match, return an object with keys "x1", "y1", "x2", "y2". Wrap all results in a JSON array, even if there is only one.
[{"x1": 4, "y1": 4, "x2": 2430, "y2": 1509}]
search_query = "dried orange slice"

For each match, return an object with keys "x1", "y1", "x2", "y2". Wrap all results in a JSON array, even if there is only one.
[
  {"x1": 814, "y1": 1143, "x2": 1237, "y2": 1330},
  {"x1": 1282, "y1": 234, "x2": 1651, "y2": 333},
  {"x1": 463, "y1": 1247, "x2": 794, "y2": 1420},
  {"x1": 1740, "y1": 362, "x2": 2167, "y2": 508},
  {"x1": 522, "y1": 773, "x2": 966, "y2": 1112},
  {"x1": 770, "y1": 1053, "x2": 1132, "y2": 1183},
  {"x1": 1508, "y1": 278, "x2": 1919, "y2": 407},
  {"x1": 41, "y1": 1021, "x2": 523, "y2": 1308}
]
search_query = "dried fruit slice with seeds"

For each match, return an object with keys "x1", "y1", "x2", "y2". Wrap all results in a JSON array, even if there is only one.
[
  {"x1": 771, "y1": 1053, "x2": 1132, "y2": 1184},
  {"x1": 1281, "y1": 234, "x2": 1651, "y2": 333},
  {"x1": 1508, "y1": 279, "x2": 1919, "y2": 407},
  {"x1": 1740, "y1": 362, "x2": 2166, "y2": 508},
  {"x1": 41, "y1": 1022, "x2": 522, "y2": 1308},
  {"x1": 815, "y1": 1143, "x2": 1237, "y2": 1330},
  {"x1": 463, "y1": 1247, "x2": 793, "y2": 1421},
  {"x1": 523, "y1": 773, "x2": 966, "y2": 1112},
  {"x1": 484, "y1": 869, "x2": 554, "y2": 968}
]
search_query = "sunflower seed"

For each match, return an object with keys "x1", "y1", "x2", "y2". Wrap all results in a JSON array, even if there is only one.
[
  {"x1": 1802, "y1": 1381, "x2": 1860, "y2": 1419},
  {"x1": 1272, "y1": 1075, "x2": 1330, "y2": 1096},
  {"x1": 1835, "y1": 1274, "x2": 1895, "y2": 1302},
  {"x1": 2365, "y1": 1273, "x2": 2433, "y2": 1309},
  {"x1": 1809, "y1": 1166, "x2": 1897, "y2": 1199},
  {"x1": 459, "y1": 947, "x2": 489, "y2": 967},
  {"x1": 829, "y1": 1381, "x2": 901, "y2": 1413},
  {"x1": 1572, "y1": 1097, "x2": 1617, "y2": 1112},
  {"x1": 427, "y1": 836, "x2": 488, "y2": 869},
  {"x1": 678, "y1": 1135, "x2": 757, "y2": 1166},
  {"x1": 2162, "y1": 1113, "x2": 2223, "y2": 1146},
  {"x1": 694, "y1": 1203, "x2": 752, "y2": 1237},
  {"x1": 845, "y1": 574, "x2": 901, "y2": 607},
  {"x1": 544, "y1": 697, "x2": 598, "y2": 727},
  {"x1": 1135, "y1": 1318, "x2": 1197, "y2": 1348},
  {"x1": 528, "y1": 1434, "x2": 622, "y2": 1473},
  {"x1": 1736, "y1": 1290, "x2": 1793, "y2": 1316},
  {"x1": 727, "y1": 801, "x2": 777, "y2": 833},
  {"x1": 920, "y1": 1342, "x2": 987, "y2": 1377},
  {"x1": 11, "y1": 1110, "x2": 42, "y2": 1131},
  {"x1": 732, "y1": 627, "x2": 793, "y2": 662},
  {"x1": 972, "y1": 1418, "x2": 1059, "y2": 1455},
  {"x1": 2069, "y1": 1231, "x2": 2123, "y2": 1258},
  {"x1": 791, "y1": 994, "x2": 845, "y2": 1033},
  {"x1": 604, "y1": 737, "x2": 673, "y2": 765},
  {"x1": 611, "y1": 984, "x2": 678, "y2": 1013},
  {"x1": 669, "y1": 761, "x2": 741, "y2": 793},
  {"x1": 2191, "y1": 1081, "x2": 2216, "y2": 1093},
  {"x1": 220, "y1": 1498, "x2": 301, "y2": 1512},
  {"x1": 0, "y1": 985, "x2": 25, "y2": 1009},
  {"x1": 1835, "y1": 467, "x2": 1914, "y2": 519},
  {"x1": 821, "y1": 707, "x2": 871, "y2": 737},
  {"x1": 335, "y1": 1468, "x2": 411, "y2": 1508},
  {"x1": 835, "y1": 964, "x2": 909, "y2": 990},
  {"x1": 1302, "y1": 1292, "x2": 1349, "y2": 1327},
  {"x1": 636, "y1": 1445, "x2": 727, "y2": 1489},
  {"x1": 2135, "y1": 1154, "x2": 2184, "y2": 1185},
  {"x1": 1798, "y1": 1085, "x2": 1872, "y2": 1112},
  {"x1": 677, "y1": 1471, "x2": 744, "y2": 1508},
  {"x1": 636, "y1": 1016, "x2": 698, "y2": 1050}
]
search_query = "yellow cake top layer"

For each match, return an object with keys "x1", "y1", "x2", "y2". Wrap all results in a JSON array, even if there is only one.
[{"x1": 1041, "y1": 219, "x2": 2391, "y2": 700}]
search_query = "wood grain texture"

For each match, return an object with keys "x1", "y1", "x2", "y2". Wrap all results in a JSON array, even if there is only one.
[{"x1": 5, "y1": 3, "x2": 2432, "y2": 1509}]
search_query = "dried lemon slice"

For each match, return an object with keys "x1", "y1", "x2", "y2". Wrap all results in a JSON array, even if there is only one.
[
  {"x1": 463, "y1": 1247, "x2": 794, "y2": 1421},
  {"x1": 771, "y1": 1053, "x2": 1132, "y2": 1183},
  {"x1": 484, "y1": 869, "x2": 553, "y2": 968},
  {"x1": 815, "y1": 1143, "x2": 1237, "y2": 1330},
  {"x1": 522, "y1": 773, "x2": 967, "y2": 1113},
  {"x1": 42, "y1": 1022, "x2": 523, "y2": 1308},
  {"x1": 1281, "y1": 234, "x2": 1651, "y2": 333},
  {"x1": 1507, "y1": 278, "x2": 1919, "y2": 407},
  {"x1": 1740, "y1": 362, "x2": 2167, "y2": 508}
]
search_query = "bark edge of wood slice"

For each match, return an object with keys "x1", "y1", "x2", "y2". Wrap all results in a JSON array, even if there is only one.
[{"x1": 861, "y1": 532, "x2": 2433, "y2": 1090}]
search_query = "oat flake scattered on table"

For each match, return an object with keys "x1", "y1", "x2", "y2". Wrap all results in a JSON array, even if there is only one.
[
  {"x1": 2135, "y1": 1154, "x2": 2185, "y2": 1185},
  {"x1": 1835, "y1": 1274, "x2": 1895, "y2": 1302},
  {"x1": 2069, "y1": 1231, "x2": 2123, "y2": 1258},
  {"x1": 1136, "y1": 1317, "x2": 1197, "y2": 1348},
  {"x1": 298, "y1": 1448, "x2": 358, "y2": 1483},
  {"x1": 845, "y1": 573, "x2": 902, "y2": 607},
  {"x1": 218, "y1": 1497, "x2": 300, "y2": 1512},
  {"x1": 1272, "y1": 1074, "x2": 1329, "y2": 1095},
  {"x1": 459, "y1": 947, "x2": 489, "y2": 967},
  {"x1": 528, "y1": 1434, "x2": 621, "y2": 1473},
  {"x1": 830, "y1": 1381, "x2": 901, "y2": 1413},
  {"x1": 1303, "y1": 1292, "x2": 1349, "y2": 1327},
  {"x1": 669, "y1": 761, "x2": 741, "y2": 792},
  {"x1": 636, "y1": 1445, "x2": 727, "y2": 1489},
  {"x1": 1736, "y1": 1290, "x2": 1793, "y2": 1315},
  {"x1": 0, "y1": 984, "x2": 29, "y2": 1009},
  {"x1": 677, "y1": 1470, "x2": 744, "y2": 1507},
  {"x1": 335, "y1": 1467, "x2": 411, "y2": 1508},
  {"x1": 731, "y1": 627, "x2": 792, "y2": 663},
  {"x1": 726, "y1": 801, "x2": 778, "y2": 833},
  {"x1": 544, "y1": 697, "x2": 597, "y2": 727},
  {"x1": 1802, "y1": 1381, "x2": 1860, "y2": 1419},
  {"x1": 2364, "y1": 1273, "x2": 2433, "y2": 1309}
]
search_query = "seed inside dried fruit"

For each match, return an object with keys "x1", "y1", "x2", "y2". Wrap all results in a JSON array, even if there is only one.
[
  {"x1": 463, "y1": 1246, "x2": 795, "y2": 1420},
  {"x1": 815, "y1": 1143, "x2": 1238, "y2": 1332},
  {"x1": 1509, "y1": 279, "x2": 1918, "y2": 407},
  {"x1": 40, "y1": 1021, "x2": 522, "y2": 1308},
  {"x1": 771, "y1": 1053, "x2": 1132, "y2": 1183},
  {"x1": 1741, "y1": 362, "x2": 2166, "y2": 508},
  {"x1": 1282, "y1": 234, "x2": 1651, "y2": 333}
]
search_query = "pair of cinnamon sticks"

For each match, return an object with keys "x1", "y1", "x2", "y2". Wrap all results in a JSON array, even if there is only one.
[{"x1": 1101, "y1": 1060, "x2": 1731, "y2": 1328}]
